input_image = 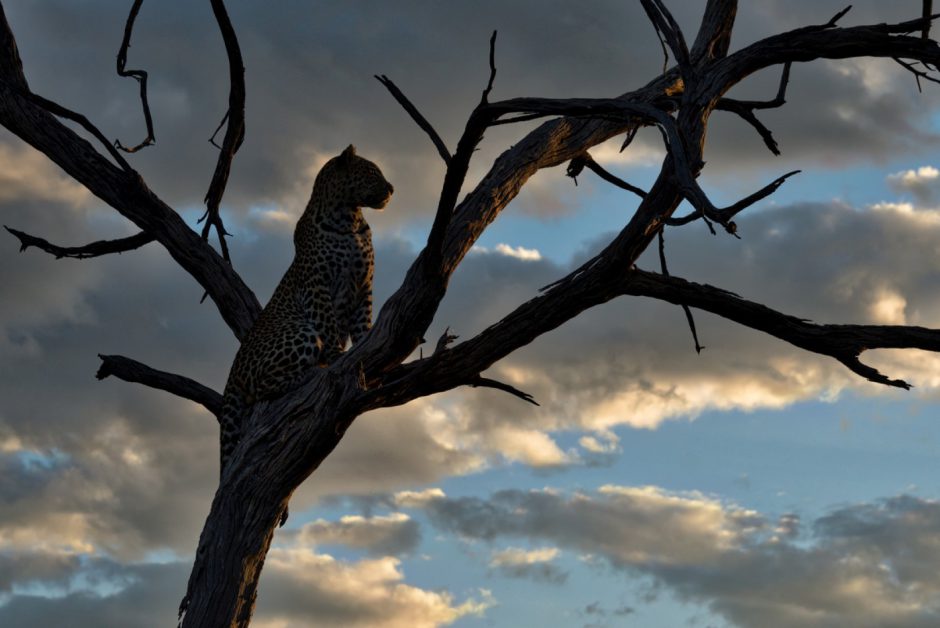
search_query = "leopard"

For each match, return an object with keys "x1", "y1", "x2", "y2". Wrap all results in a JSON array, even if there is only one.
[{"x1": 218, "y1": 144, "x2": 393, "y2": 476}]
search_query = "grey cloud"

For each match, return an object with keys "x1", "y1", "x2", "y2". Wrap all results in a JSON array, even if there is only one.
[
  {"x1": 407, "y1": 487, "x2": 940, "y2": 628},
  {"x1": 285, "y1": 513, "x2": 421, "y2": 557}
]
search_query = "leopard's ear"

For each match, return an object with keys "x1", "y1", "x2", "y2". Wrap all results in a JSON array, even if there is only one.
[{"x1": 339, "y1": 144, "x2": 357, "y2": 165}]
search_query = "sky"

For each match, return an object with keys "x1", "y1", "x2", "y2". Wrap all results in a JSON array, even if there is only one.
[{"x1": 3, "y1": 1, "x2": 940, "y2": 627}]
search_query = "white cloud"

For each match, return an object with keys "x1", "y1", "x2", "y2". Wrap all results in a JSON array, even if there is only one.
[
  {"x1": 257, "y1": 549, "x2": 493, "y2": 628},
  {"x1": 489, "y1": 546, "x2": 560, "y2": 567},
  {"x1": 288, "y1": 513, "x2": 420, "y2": 556},
  {"x1": 888, "y1": 166, "x2": 940, "y2": 204},
  {"x1": 393, "y1": 488, "x2": 447, "y2": 509}
]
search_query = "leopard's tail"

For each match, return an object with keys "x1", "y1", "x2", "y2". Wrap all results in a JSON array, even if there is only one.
[{"x1": 219, "y1": 386, "x2": 247, "y2": 479}]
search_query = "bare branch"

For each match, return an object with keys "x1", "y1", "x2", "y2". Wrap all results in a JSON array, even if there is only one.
[
  {"x1": 716, "y1": 62, "x2": 791, "y2": 155},
  {"x1": 924, "y1": 0, "x2": 934, "y2": 39},
  {"x1": 640, "y1": 0, "x2": 692, "y2": 78},
  {"x1": 666, "y1": 170, "x2": 801, "y2": 233},
  {"x1": 823, "y1": 6, "x2": 853, "y2": 29},
  {"x1": 566, "y1": 152, "x2": 647, "y2": 199},
  {"x1": 5, "y1": 225, "x2": 153, "y2": 259},
  {"x1": 469, "y1": 376, "x2": 539, "y2": 406},
  {"x1": 622, "y1": 270, "x2": 939, "y2": 390},
  {"x1": 376, "y1": 75, "x2": 451, "y2": 165},
  {"x1": 481, "y1": 30, "x2": 497, "y2": 105},
  {"x1": 201, "y1": 0, "x2": 246, "y2": 263},
  {"x1": 96, "y1": 354, "x2": 223, "y2": 418},
  {"x1": 658, "y1": 227, "x2": 703, "y2": 353},
  {"x1": 114, "y1": 0, "x2": 155, "y2": 154},
  {"x1": 28, "y1": 92, "x2": 132, "y2": 171}
]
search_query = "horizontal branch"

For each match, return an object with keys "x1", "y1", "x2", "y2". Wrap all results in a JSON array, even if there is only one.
[
  {"x1": 622, "y1": 270, "x2": 940, "y2": 389},
  {"x1": 5, "y1": 225, "x2": 153, "y2": 259},
  {"x1": 96, "y1": 354, "x2": 223, "y2": 418}
]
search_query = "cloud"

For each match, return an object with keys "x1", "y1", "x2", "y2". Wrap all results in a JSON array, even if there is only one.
[
  {"x1": 255, "y1": 549, "x2": 493, "y2": 628},
  {"x1": 489, "y1": 546, "x2": 568, "y2": 584},
  {"x1": 887, "y1": 166, "x2": 940, "y2": 204},
  {"x1": 0, "y1": 549, "x2": 492, "y2": 628},
  {"x1": 404, "y1": 486, "x2": 940, "y2": 628},
  {"x1": 284, "y1": 512, "x2": 420, "y2": 557}
]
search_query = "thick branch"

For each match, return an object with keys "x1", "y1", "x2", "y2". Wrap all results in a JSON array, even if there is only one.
[
  {"x1": 114, "y1": 0, "x2": 155, "y2": 153},
  {"x1": 96, "y1": 354, "x2": 223, "y2": 418},
  {"x1": 5, "y1": 226, "x2": 153, "y2": 259}
]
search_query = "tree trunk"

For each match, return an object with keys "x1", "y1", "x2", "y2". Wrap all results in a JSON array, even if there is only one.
[{"x1": 179, "y1": 370, "x2": 360, "y2": 628}]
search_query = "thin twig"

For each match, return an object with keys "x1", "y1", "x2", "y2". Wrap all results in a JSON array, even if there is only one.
[
  {"x1": 658, "y1": 227, "x2": 703, "y2": 353},
  {"x1": 114, "y1": 0, "x2": 155, "y2": 153},
  {"x1": 376, "y1": 75, "x2": 451, "y2": 164},
  {"x1": 481, "y1": 30, "x2": 497, "y2": 105}
]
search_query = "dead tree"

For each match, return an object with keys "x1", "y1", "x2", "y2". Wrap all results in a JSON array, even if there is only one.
[{"x1": 4, "y1": 1, "x2": 940, "y2": 626}]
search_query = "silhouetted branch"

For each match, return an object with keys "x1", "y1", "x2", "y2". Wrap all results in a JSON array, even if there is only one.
[
  {"x1": 200, "y1": 0, "x2": 246, "y2": 263},
  {"x1": 566, "y1": 152, "x2": 647, "y2": 199},
  {"x1": 469, "y1": 376, "x2": 539, "y2": 406},
  {"x1": 376, "y1": 75, "x2": 451, "y2": 165},
  {"x1": 5, "y1": 225, "x2": 153, "y2": 259},
  {"x1": 622, "y1": 269, "x2": 940, "y2": 389},
  {"x1": 114, "y1": 0, "x2": 155, "y2": 153},
  {"x1": 28, "y1": 92, "x2": 132, "y2": 171},
  {"x1": 481, "y1": 30, "x2": 497, "y2": 105},
  {"x1": 96, "y1": 354, "x2": 223, "y2": 418},
  {"x1": 716, "y1": 62, "x2": 791, "y2": 155},
  {"x1": 640, "y1": 0, "x2": 692, "y2": 78},
  {"x1": 658, "y1": 227, "x2": 703, "y2": 353}
]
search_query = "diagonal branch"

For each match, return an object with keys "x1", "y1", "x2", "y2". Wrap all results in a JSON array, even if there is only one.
[
  {"x1": 640, "y1": 0, "x2": 692, "y2": 79},
  {"x1": 566, "y1": 152, "x2": 647, "y2": 199},
  {"x1": 375, "y1": 75, "x2": 451, "y2": 165},
  {"x1": 5, "y1": 226, "x2": 153, "y2": 259},
  {"x1": 200, "y1": 0, "x2": 246, "y2": 263},
  {"x1": 362, "y1": 261, "x2": 940, "y2": 413},
  {"x1": 96, "y1": 354, "x2": 223, "y2": 418},
  {"x1": 114, "y1": 0, "x2": 155, "y2": 153}
]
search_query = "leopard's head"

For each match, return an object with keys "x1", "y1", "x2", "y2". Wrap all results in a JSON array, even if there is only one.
[{"x1": 316, "y1": 145, "x2": 394, "y2": 211}]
